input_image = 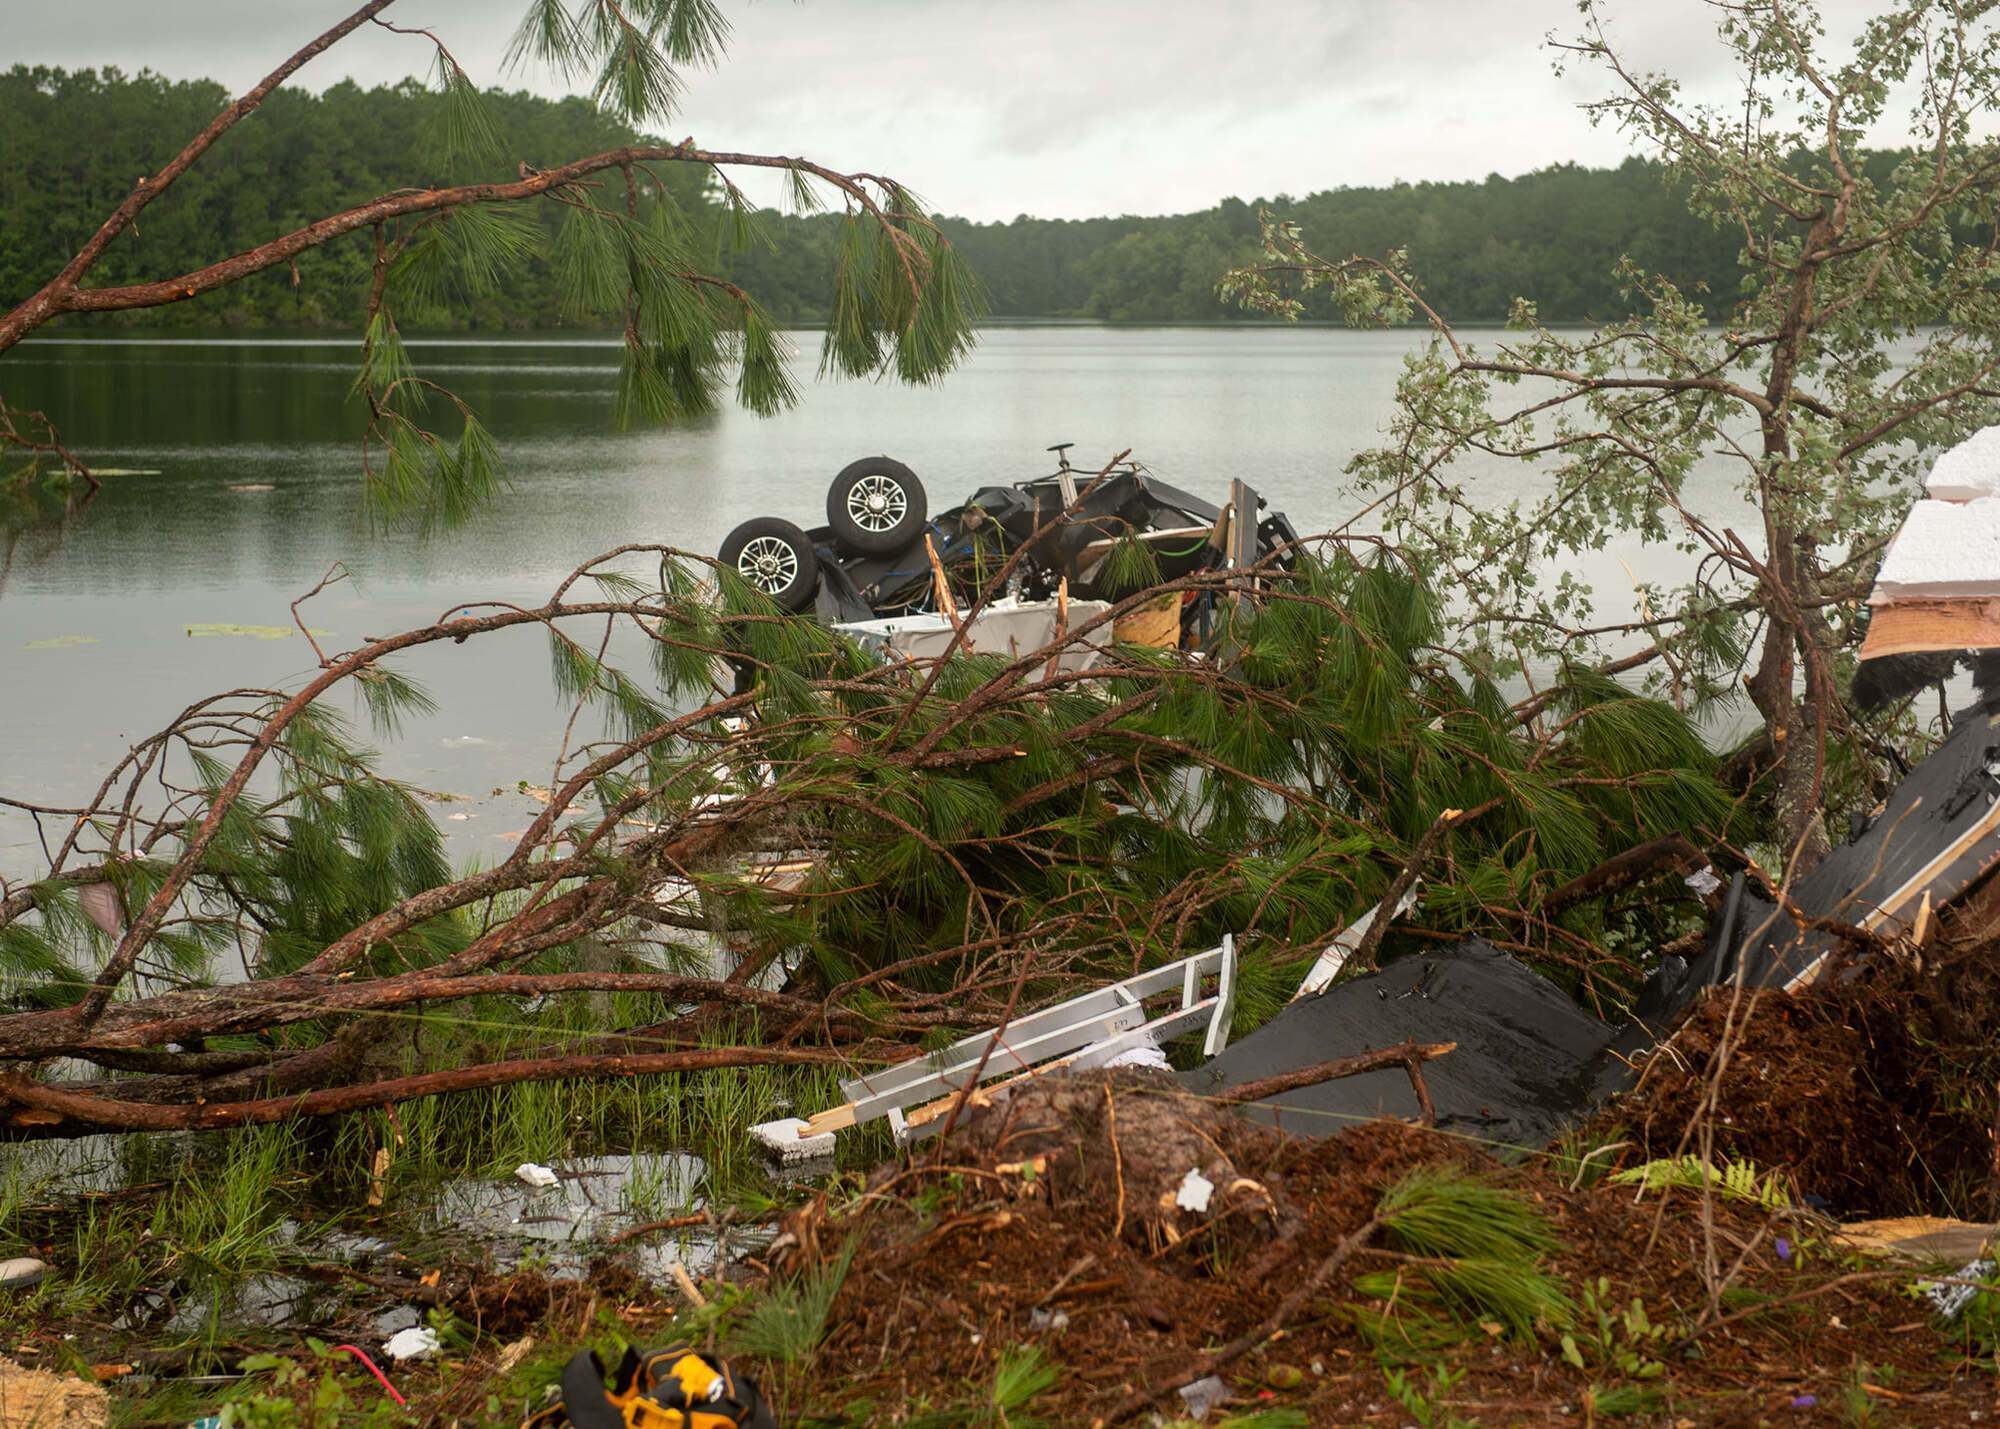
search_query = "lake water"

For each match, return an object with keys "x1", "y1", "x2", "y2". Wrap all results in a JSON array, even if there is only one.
[{"x1": 0, "y1": 326, "x2": 1751, "y2": 874}]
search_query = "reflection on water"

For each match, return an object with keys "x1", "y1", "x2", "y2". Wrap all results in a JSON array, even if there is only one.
[{"x1": 425, "y1": 1152, "x2": 711, "y2": 1275}]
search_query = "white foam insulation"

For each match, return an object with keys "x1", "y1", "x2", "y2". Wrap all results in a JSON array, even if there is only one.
[
  {"x1": 1926, "y1": 426, "x2": 2000, "y2": 502},
  {"x1": 1872, "y1": 498, "x2": 2000, "y2": 602}
]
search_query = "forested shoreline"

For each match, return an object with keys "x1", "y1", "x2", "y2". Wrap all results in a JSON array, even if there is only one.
[{"x1": 3, "y1": 65, "x2": 1765, "y2": 330}]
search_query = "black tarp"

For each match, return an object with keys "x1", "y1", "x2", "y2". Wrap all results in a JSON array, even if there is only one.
[{"x1": 1182, "y1": 938, "x2": 1617, "y2": 1147}]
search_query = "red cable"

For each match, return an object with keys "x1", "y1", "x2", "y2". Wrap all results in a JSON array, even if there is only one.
[{"x1": 331, "y1": 1344, "x2": 409, "y2": 1406}]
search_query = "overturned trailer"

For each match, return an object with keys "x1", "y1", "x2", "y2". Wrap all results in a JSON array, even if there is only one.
[{"x1": 716, "y1": 447, "x2": 1298, "y2": 651}]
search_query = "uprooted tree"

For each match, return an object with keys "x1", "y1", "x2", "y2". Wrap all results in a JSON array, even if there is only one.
[
  {"x1": 0, "y1": 531, "x2": 1738, "y2": 1136},
  {"x1": 0, "y1": 0, "x2": 980, "y2": 525},
  {"x1": 1226, "y1": 0, "x2": 2000, "y2": 872}
]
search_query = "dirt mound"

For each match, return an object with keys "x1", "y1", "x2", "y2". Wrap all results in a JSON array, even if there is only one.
[
  {"x1": 763, "y1": 1069, "x2": 1982, "y2": 1425},
  {"x1": 1615, "y1": 964, "x2": 1997, "y2": 1217}
]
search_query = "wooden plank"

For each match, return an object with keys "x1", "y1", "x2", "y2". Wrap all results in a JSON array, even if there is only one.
[
  {"x1": 1860, "y1": 598, "x2": 2000, "y2": 659},
  {"x1": 802, "y1": 1102, "x2": 858, "y2": 1135},
  {"x1": 1786, "y1": 794, "x2": 2000, "y2": 989},
  {"x1": 1114, "y1": 592, "x2": 1181, "y2": 648}
]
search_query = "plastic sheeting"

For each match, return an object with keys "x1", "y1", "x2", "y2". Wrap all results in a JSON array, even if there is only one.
[{"x1": 1183, "y1": 938, "x2": 1617, "y2": 1147}]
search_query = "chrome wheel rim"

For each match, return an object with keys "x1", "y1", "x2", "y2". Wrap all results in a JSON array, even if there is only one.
[
  {"x1": 737, "y1": 535, "x2": 799, "y2": 594},
  {"x1": 845, "y1": 474, "x2": 907, "y2": 533}
]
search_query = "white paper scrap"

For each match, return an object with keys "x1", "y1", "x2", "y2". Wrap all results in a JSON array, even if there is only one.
[{"x1": 1176, "y1": 1168, "x2": 1216, "y2": 1214}]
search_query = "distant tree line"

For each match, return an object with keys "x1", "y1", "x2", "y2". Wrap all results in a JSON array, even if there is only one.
[{"x1": 0, "y1": 64, "x2": 1864, "y2": 329}]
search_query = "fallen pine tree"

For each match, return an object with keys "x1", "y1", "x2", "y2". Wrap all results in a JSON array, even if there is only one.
[{"x1": 0, "y1": 539, "x2": 1741, "y2": 1137}]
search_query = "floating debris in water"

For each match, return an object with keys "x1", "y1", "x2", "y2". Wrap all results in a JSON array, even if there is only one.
[{"x1": 184, "y1": 623, "x2": 328, "y2": 640}]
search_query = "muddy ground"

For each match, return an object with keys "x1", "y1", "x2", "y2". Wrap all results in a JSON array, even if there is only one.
[{"x1": 14, "y1": 965, "x2": 2000, "y2": 1426}]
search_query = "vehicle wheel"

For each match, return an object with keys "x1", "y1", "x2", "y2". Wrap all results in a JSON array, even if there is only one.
[
  {"x1": 826, "y1": 457, "x2": 927, "y2": 556},
  {"x1": 718, "y1": 517, "x2": 820, "y2": 611}
]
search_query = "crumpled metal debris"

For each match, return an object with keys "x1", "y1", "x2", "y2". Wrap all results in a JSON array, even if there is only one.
[{"x1": 1920, "y1": 1258, "x2": 1995, "y2": 1320}]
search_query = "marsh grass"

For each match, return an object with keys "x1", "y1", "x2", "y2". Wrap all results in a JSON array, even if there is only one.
[{"x1": 2, "y1": 993, "x2": 856, "y2": 1370}]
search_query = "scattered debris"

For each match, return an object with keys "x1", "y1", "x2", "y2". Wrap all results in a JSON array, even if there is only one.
[
  {"x1": 1921, "y1": 1260, "x2": 1995, "y2": 1320},
  {"x1": 667, "y1": 1262, "x2": 707, "y2": 1309},
  {"x1": 1174, "y1": 1169, "x2": 1216, "y2": 1214},
  {"x1": 1178, "y1": 1373, "x2": 1230, "y2": 1420},
  {"x1": 1101, "y1": 1041, "x2": 1171, "y2": 1072},
  {"x1": 381, "y1": 1325, "x2": 440, "y2": 1362},
  {"x1": 1292, "y1": 884, "x2": 1422, "y2": 1002},
  {"x1": 768, "y1": 1069, "x2": 1978, "y2": 1423},
  {"x1": 183, "y1": 622, "x2": 329, "y2": 640},
  {"x1": 533, "y1": 1345, "x2": 776, "y2": 1429},
  {"x1": 758, "y1": 939, "x2": 1234, "y2": 1157},
  {"x1": 1837, "y1": 1217, "x2": 1997, "y2": 1262},
  {"x1": 747, "y1": 1116, "x2": 834, "y2": 1164}
]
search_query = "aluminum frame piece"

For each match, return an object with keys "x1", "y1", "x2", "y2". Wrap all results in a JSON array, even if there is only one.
[{"x1": 837, "y1": 936, "x2": 1237, "y2": 1146}]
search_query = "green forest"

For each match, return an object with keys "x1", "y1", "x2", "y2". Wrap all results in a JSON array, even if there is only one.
[{"x1": 1, "y1": 65, "x2": 1753, "y2": 329}]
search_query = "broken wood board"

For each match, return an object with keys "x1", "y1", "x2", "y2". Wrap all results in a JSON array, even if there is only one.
[
  {"x1": 1860, "y1": 597, "x2": 2000, "y2": 659},
  {"x1": 1835, "y1": 1216, "x2": 1996, "y2": 1263},
  {"x1": 0, "y1": 1355, "x2": 110, "y2": 1428},
  {"x1": 1114, "y1": 592, "x2": 1181, "y2": 649}
]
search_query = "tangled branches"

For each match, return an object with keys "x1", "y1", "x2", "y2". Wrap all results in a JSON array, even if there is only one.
[{"x1": 0, "y1": 538, "x2": 1736, "y2": 1137}]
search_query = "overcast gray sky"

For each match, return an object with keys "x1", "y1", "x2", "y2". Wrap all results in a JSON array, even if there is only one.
[{"x1": 7, "y1": 1, "x2": 1916, "y2": 221}]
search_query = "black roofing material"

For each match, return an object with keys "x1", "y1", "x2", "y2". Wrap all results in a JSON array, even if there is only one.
[
  {"x1": 1677, "y1": 698, "x2": 2000, "y2": 999},
  {"x1": 1182, "y1": 938, "x2": 1616, "y2": 1148}
]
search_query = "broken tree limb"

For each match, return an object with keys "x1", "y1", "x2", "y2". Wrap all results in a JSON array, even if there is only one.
[
  {"x1": 1541, "y1": 833, "x2": 1707, "y2": 916},
  {"x1": 1351, "y1": 801, "x2": 1502, "y2": 971},
  {"x1": 0, "y1": 1046, "x2": 861, "y2": 1134},
  {"x1": 1211, "y1": 1039, "x2": 1457, "y2": 1125},
  {"x1": 0, "y1": 541, "x2": 1744, "y2": 1142}
]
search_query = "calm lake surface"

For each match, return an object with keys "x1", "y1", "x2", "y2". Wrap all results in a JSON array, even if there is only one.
[{"x1": 0, "y1": 326, "x2": 1755, "y2": 873}]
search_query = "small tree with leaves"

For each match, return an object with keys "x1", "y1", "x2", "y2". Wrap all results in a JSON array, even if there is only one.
[
  {"x1": 1226, "y1": 0, "x2": 2000, "y2": 871},
  {"x1": 0, "y1": 0, "x2": 981, "y2": 525}
]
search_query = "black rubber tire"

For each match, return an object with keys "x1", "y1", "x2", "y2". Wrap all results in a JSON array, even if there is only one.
[
  {"x1": 718, "y1": 516, "x2": 820, "y2": 612},
  {"x1": 825, "y1": 456, "x2": 928, "y2": 557}
]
